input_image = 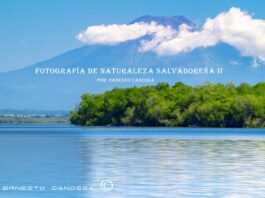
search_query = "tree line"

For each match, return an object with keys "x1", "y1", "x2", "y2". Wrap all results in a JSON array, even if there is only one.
[{"x1": 70, "y1": 82, "x2": 265, "y2": 128}]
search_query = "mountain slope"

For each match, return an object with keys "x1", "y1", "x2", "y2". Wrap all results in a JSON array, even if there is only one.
[{"x1": 0, "y1": 16, "x2": 264, "y2": 110}]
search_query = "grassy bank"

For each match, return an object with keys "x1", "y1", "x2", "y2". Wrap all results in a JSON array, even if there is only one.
[{"x1": 0, "y1": 116, "x2": 70, "y2": 124}]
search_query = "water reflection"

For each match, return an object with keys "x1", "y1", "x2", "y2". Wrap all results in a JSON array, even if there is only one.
[
  {"x1": 79, "y1": 139, "x2": 265, "y2": 198},
  {"x1": 0, "y1": 129, "x2": 265, "y2": 197}
]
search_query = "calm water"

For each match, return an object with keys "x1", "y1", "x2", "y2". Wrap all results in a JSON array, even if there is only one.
[{"x1": 0, "y1": 126, "x2": 265, "y2": 198}]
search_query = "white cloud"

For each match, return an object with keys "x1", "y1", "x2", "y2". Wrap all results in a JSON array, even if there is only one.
[
  {"x1": 145, "y1": 23, "x2": 219, "y2": 55},
  {"x1": 206, "y1": 7, "x2": 265, "y2": 62},
  {"x1": 76, "y1": 22, "x2": 175, "y2": 45},
  {"x1": 76, "y1": 7, "x2": 265, "y2": 62}
]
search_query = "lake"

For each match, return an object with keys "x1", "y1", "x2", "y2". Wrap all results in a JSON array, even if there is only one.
[{"x1": 0, "y1": 125, "x2": 265, "y2": 198}]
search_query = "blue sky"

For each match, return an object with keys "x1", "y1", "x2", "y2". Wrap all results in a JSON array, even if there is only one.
[{"x1": 0, "y1": 0, "x2": 264, "y2": 72}]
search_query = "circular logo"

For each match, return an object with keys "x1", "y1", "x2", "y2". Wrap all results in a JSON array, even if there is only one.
[{"x1": 100, "y1": 180, "x2": 114, "y2": 192}]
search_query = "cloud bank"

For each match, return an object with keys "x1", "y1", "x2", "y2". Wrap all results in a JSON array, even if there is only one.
[
  {"x1": 76, "y1": 22, "x2": 175, "y2": 45},
  {"x1": 76, "y1": 7, "x2": 265, "y2": 62}
]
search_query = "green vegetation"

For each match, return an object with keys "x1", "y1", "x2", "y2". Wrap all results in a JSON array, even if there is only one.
[
  {"x1": 0, "y1": 116, "x2": 69, "y2": 124},
  {"x1": 70, "y1": 82, "x2": 265, "y2": 128},
  {"x1": 0, "y1": 110, "x2": 70, "y2": 124}
]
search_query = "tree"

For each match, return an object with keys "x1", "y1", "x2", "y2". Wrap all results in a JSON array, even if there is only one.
[{"x1": 70, "y1": 82, "x2": 265, "y2": 128}]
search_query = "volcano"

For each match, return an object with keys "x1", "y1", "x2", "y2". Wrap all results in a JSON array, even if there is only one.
[{"x1": 0, "y1": 16, "x2": 264, "y2": 110}]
